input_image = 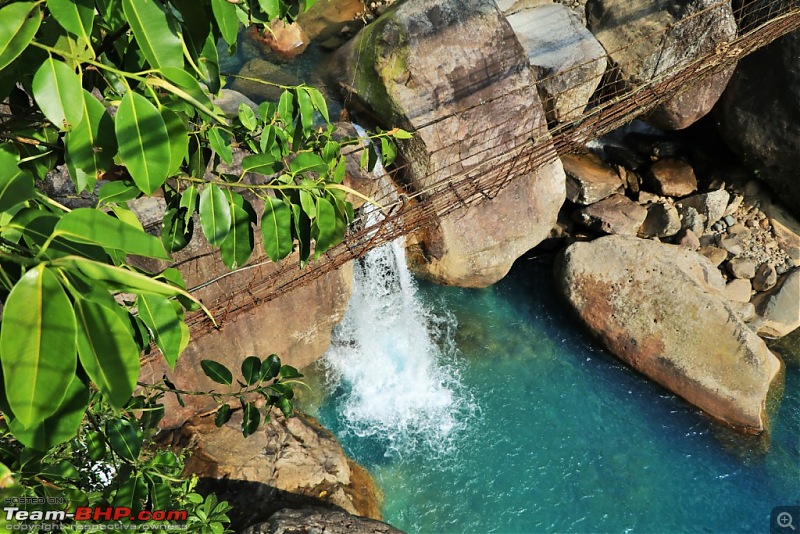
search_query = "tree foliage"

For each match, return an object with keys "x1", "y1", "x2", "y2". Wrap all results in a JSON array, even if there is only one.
[{"x1": 0, "y1": 0, "x2": 408, "y2": 528}]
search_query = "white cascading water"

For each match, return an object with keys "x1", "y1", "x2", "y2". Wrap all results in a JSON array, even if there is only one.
[{"x1": 321, "y1": 126, "x2": 474, "y2": 457}]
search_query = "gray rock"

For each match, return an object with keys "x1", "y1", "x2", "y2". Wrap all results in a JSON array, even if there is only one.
[
  {"x1": 753, "y1": 263, "x2": 778, "y2": 292},
  {"x1": 557, "y1": 235, "x2": 782, "y2": 432},
  {"x1": 679, "y1": 206, "x2": 705, "y2": 236},
  {"x1": 332, "y1": 0, "x2": 566, "y2": 287},
  {"x1": 563, "y1": 152, "x2": 623, "y2": 205},
  {"x1": 727, "y1": 258, "x2": 757, "y2": 279},
  {"x1": 676, "y1": 189, "x2": 731, "y2": 233},
  {"x1": 753, "y1": 269, "x2": 800, "y2": 338},
  {"x1": 644, "y1": 159, "x2": 698, "y2": 198},
  {"x1": 506, "y1": 3, "x2": 607, "y2": 122},
  {"x1": 243, "y1": 508, "x2": 404, "y2": 534},
  {"x1": 724, "y1": 278, "x2": 752, "y2": 303},
  {"x1": 640, "y1": 202, "x2": 681, "y2": 238},
  {"x1": 576, "y1": 193, "x2": 648, "y2": 235},
  {"x1": 723, "y1": 215, "x2": 737, "y2": 227},
  {"x1": 586, "y1": 0, "x2": 737, "y2": 129},
  {"x1": 211, "y1": 89, "x2": 258, "y2": 118}
]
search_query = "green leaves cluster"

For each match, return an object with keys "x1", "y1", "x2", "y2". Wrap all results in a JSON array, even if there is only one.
[
  {"x1": 200, "y1": 354, "x2": 301, "y2": 437},
  {"x1": 0, "y1": 383, "x2": 233, "y2": 532}
]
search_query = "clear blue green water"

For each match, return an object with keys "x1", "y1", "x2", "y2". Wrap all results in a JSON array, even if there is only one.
[{"x1": 300, "y1": 248, "x2": 800, "y2": 534}]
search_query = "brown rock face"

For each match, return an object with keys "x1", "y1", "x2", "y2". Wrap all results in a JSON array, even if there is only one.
[
  {"x1": 586, "y1": 0, "x2": 737, "y2": 129},
  {"x1": 576, "y1": 193, "x2": 647, "y2": 235},
  {"x1": 248, "y1": 21, "x2": 310, "y2": 60},
  {"x1": 162, "y1": 411, "x2": 383, "y2": 531},
  {"x1": 331, "y1": 0, "x2": 565, "y2": 287},
  {"x1": 644, "y1": 159, "x2": 698, "y2": 198},
  {"x1": 563, "y1": 152, "x2": 623, "y2": 205},
  {"x1": 557, "y1": 235, "x2": 782, "y2": 433}
]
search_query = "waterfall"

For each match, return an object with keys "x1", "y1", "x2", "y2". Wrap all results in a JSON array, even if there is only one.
[{"x1": 321, "y1": 220, "x2": 474, "y2": 458}]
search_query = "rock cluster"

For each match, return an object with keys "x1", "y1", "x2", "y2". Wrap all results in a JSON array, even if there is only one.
[{"x1": 159, "y1": 410, "x2": 383, "y2": 531}]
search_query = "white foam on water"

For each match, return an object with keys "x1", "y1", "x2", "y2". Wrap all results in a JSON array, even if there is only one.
[{"x1": 321, "y1": 214, "x2": 474, "y2": 458}]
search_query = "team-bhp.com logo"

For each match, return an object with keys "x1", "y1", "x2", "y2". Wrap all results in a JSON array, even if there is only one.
[{"x1": 4, "y1": 505, "x2": 187, "y2": 527}]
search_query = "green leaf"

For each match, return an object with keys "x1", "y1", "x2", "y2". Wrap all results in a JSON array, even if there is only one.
[
  {"x1": 51, "y1": 256, "x2": 198, "y2": 300},
  {"x1": 214, "y1": 404, "x2": 232, "y2": 427},
  {"x1": 290, "y1": 152, "x2": 327, "y2": 175},
  {"x1": 241, "y1": 402, "x2": 260, "y2": 438},
  {"x1": 198, "y1": 31, "x2": 221, "y2": 94},
  {"x1": 201, "y1": 360, "x2": 232, "y2": 386},
  {"x1": 238, "y1": 103, "x2": 257, "y2": 131},
  {"x1": 122, "y1": 0, "x2": 183, "y2": 69},
  {"x1": 161, "y1": 207, "x2": 193, "y2": 253},
  {"x1": 391, "y1": 128, "x2": 413, "y2": 139},
  {"x1": 291, "y1": 203, "x2": 312, "y2": 265},
  {"x1": 161, "y1": 108, "x2": 189, "y2": 176},
  {"x1": 381, "y1": 137, "x2": 396, "y2": 167},
  {"x1": 299, "y1": 189, "x2": 316, "y2": 219},
  {"x1": 314, "y1": 198, "x2": 337, "y2": 258},
  {"x1": 47, "y1": 0, "x2": 93, "y2": 44},
  {"x1": 0, "y1": 3, "x2": 41, "y2": 71},
  {"x1": 296, "y1": 88, "x2": 313, "y2": 137},
  {"x1": 305, "y1": 87, "x2": 329, "y2": 123},
  {"x1": 261, "y1": 196, "x2": 293, "y2": 262},
  {"x1": 137, "y1": 293, "x2": 184, "y2": 368},
  {"x1": 267, "y1": 382, "x2": 293, "y2": 400},
  {"x1": 257, "y1": 0, "x2": 280, "y2": 19},
  {"x1": 210, "y1": 0, "x2": 239, "y2": 46},
  {"x1": 241, "y1": 356, "x2": 261, "y2": 386},
  {"x1": 241, "y1": 153, "x2": 278, "y2": 176},
  {"x1": 86, "y1": 430, "x2": 106, "y2": 461},
  {"x1": 260, "y1": 354, "x2": 281, "y2": 380},
  {"x1": 180, "y1": 184, "x2": 199, "y2": 225},
  {"x1": 277, "y1": 90, "x2": 294, "y2": 124},
  {"x1": 220, "y1": 204, "x2": 253, "y2": 269},
  {"x1": 279, "y1": 365, "x2": 302, "y2": 379},
  {"x1": 207, "y1": 127, "x2": 233, "y2": 165},
  {"x1": 55, "y1": 208, "x2": 170, "y2": 259},
  {"x1": 31, "y1": 57, "x2": 83, "y2": 131},
  {"x1": 64, "y1": 90, "x2": 117, "y2": 191},
  {"x1": 160, "y1": 66, "x2": 214, "y2": 115},
  {"x1": 199, "y1": 183, "x2": 232, "y2": 246},
  {"x1": 75, "y1": 298, "x2": 140, "y2": 409},
  {"x1": 278, "y1": 397, "x2": 292, "y2": 418},
  {"x1": 109, "y1": 203, "x2": 144, "y2": 231},
  {"x1": 113, "y1": 475, "x2": 148, "y2": 511},
  {"x1": 98, "y1": 180, "x2": 140, "y2": 205},
  {"x1": 0, "y1": 152, "x2": 35, "y2": 212},
  {"x1": 115, "y1": 91, "x2": 171, "y2": 195},
  {"x1": 0, "y1": 266, "x2": 77, "y2": 427},
  {"x1": 6, "y1": 375, "x2": 88, "y2": 451},
  {"x1": 148, "y1": 478, "x2": 172, "y2": 511}
]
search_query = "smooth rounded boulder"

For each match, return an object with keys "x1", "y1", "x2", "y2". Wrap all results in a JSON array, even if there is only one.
[{"x1": 556, "y1": 235, "x2": 782, "y2": 433}]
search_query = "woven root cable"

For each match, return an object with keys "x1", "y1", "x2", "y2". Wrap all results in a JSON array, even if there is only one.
[{"x1": 179, "y1": 1, "x2": 800, "y2": 342}]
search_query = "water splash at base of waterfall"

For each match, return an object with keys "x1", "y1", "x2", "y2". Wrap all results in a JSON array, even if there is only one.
[{"x1": 320, "y1": 232, "x2": 475, "y2": 459}]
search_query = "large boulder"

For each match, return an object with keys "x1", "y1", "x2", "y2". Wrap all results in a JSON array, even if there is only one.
[
  {"x1": 242, "y1": 508, "x2": 404, "y2": 534},
  {"x1": 718, "y1": 25, "x2": 800, "y2": 219},
  {"x1": 557, "y1": 235, "x2": 782, "y2": 433},
  {"x1": 504, "y1": 2, "x2": 607, "y2": 122},
  {"x1": 161, "y1": 411, "x2": 383, "y2": 531},
  {"x1": 586, "y1": 0, "x2": 737, "y2": 129},
  {"x1": 752, "y1": 269, "x2": 800, "y2": 339},
  {"x1": 330, "y1": 0, "x2": 565, "y2": 287}
]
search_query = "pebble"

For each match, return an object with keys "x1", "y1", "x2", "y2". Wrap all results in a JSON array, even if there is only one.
[
  {"x1": 753, "y1": 263, "x2": 778, "y2": 292},
  {"x1": 723, "y1": 215, "x2": 736, "y2": 226},
  {"x1": 727, "y1": 258, "x2": 757, "y2": 279}
]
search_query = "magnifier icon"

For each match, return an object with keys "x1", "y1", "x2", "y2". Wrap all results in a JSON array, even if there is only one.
[{"x1": 778, "y1": 512, "x2": 796, "y2": 531}]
